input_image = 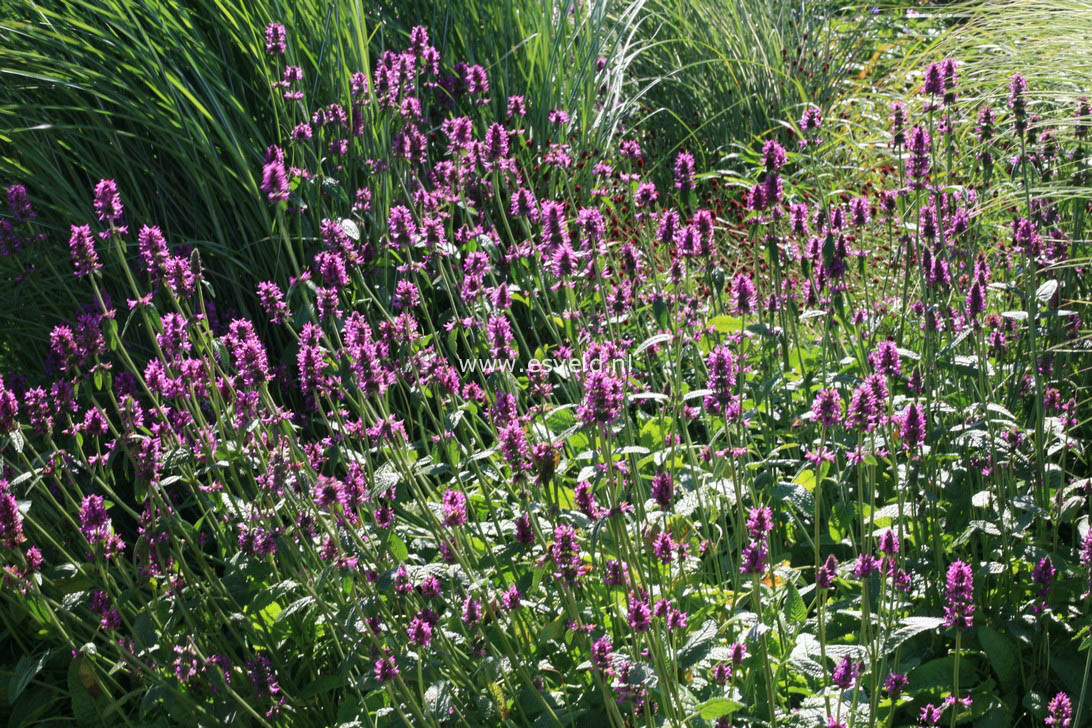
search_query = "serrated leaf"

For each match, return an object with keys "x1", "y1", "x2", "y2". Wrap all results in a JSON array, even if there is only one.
[
  {"x1": 679, "y1": 620, "x2": 718, "y2": 669},
  {"x1": 276, "y1": 596, "x2": 316, "y2": 623},
  {"x1": 784, "y1": 583, "x2": 807, "y2": 626},
  {"x1": 885, "y1": 616, "x2": 944, "y2": 652}
]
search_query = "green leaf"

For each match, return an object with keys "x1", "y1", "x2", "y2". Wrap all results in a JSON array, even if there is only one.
[
  {"x1": 67, "y1": 653, "x2": 101, "y2": 726},
  {"x1": 709, "y1": 315, "x2": 742, "y2": 333},
  {"x1": 784, "y1": 583, "x2": 807, "y2": 627},
  {"x1": 104, "y1": 318, "x2": 119, "y2": 351},
  {"x1": 908, "y1": 654, "x2": 976, "y2": 693},
  {"x1": 388, "y1": 533, "x2": 409, "y2": 562},
  {"x1": 679, "y1": 620, "x2": 718, "y2": 669},
  {"x1": 425, "y1": 681, "x2": 454, "y2": 718},
  {"x1": 299, "y1": 674, "x2": 343, "y2": 700},
  {"x1": 977, "y1": 626, "x2": 1019, "y2": 693},
  {"x1": 885, "y1": 616, "x2": 944, "y2": 652},
  {"x1": 254, "y1": 601, "x2": 282, "y2": 629},
  {"x1": 276, "y1": 596, "x2": 316, "y2": 623},
  {"x1": 9, "y1": 652, "x2": 49, "y2": 703},
  {"x1": 693, "y1": 696, "x2": 744, "y2": 719},
  {"x1": 793, "y1": 469, "x2": 816, "y2": 492}
]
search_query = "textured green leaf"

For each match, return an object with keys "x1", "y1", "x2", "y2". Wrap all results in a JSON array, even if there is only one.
[
  {"x1": 679, "y1": 620, "x2": 718, "y2": 668},
  {"x1": 977, "y1": 626, "x2": 1019, "y2": 694}
]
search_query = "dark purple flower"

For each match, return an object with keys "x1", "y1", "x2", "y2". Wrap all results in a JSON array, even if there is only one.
[
  {"x1": 461, "y1": 593, "x2": 483, "y2": 626},
  {"x1": 137, "y1": 225, "x2": 169, "y2": 277},
  {"x1": 977, "y1": 106, "x2": 996, "y2": 145},
  {"x1": 907, "y1": 125, "x2": 932, "y2": 185},
  {"x1": 800, "y1": 106, "x2": 822, "y2": 133},
  {"x1": 889, "y1": 101, "x2": 907, "y2": 148},
  {"x1": 0, "y1": 481, "x2": 24, "y2": 548},
  {"x1": 762, "y1": 139, "x2": 787, "y2": 172},
  {"x1": 817, "y1": 554, "x2": 838, "y2": 588},
  {"x1": 514, "y1": 513, "x2": 534, "y2": 545},
  {"x1": 461, "y1": 64, "x2": 489, "y2": 95},
  {"x1": 747, "y1": 182, "x2": 767, "y2": 212},
  {"x1": 627, "y1": 590, "x2": 651, "y2": 632},
  {"x1": 941, "y1": 58, "x2": 959, "y2": 105},
  {"x1": 578, "y1": 370, "x2": 625, "y2": 427},
  {"x1": 965, "y1": 280, "x2": 986, "y2": 320},
  {"x1": 387, "y1": 205, "x2": 416, "y2": 249},
  {"x1": 69, "y1": 224, "x2": 101, "y2": 277},
  {"x1": 264, "y1": 23, "x2": 286, "y2": 55},
  {"x1": 740, "y1": 540, "x2": 767, "y2": 575},
  {"x1": 485, "y1": 122, "x2": 509, "y2": 160},
  {"x1": 93, "y1": 179, "x2": 123, "y2": 225},
  {"x1": 374, "y1": 656, "x2": 398, "y2": 682},
  {"x1": 500, "y1": 585, "x2": 521, "y2": 611},
  {"x1": 870, "y1": 340, "x2": 901, "y2": 378},
  {"x1": 1076, "y1": 97, "x2": 1090, "y2": 140},
  {"x1": 849, "y1": 196, "x2": 870, "y2": 227},
  {"x1": 703, "y1": 344, "x2": 739, "y2": 416},
  {"x1": 1012, "y1": 217, "x2": 1041, "y2": 258},
  {"x1": 260, "y1": 157, "x2": 290, "y2": 203},
  {"x1": 922, "y1": 62, "x2": 944, "y2": 97},
  {"x1": 79, "y1": 494, "x2": 110, "y2": 542},
  {"x1": 790, "y1": 202, "x2": 809, "y2": 237},
  {"x1": 507, "y1": 95, "x2": 526, "y2": 118},
  {"x1": 551, "y1": 524, "x2": 584, "y2": 582},
  {"x1": 674, "y1": 151, "x2": 696, "y2": 191},
  {"x1": 884, "y1": 672, "x2": 908, "y2": 697},
  {"x1": 257, "y1": 281, "x2": 288, "y2": 324},
  {"x1": 898, "y1": 402, "x2": 926, "y2": 450},
  {"x1": 1046, "y1": 692, "x2": 1072, "y2": 727},
  {"x1": 879, "y1": 529, "x2": 899, "y2": 555},
  {"x1": 919, "y1": 703, "x2": 943, "y2": 726},
  {"x1": 747, "y1": 506, "x2": 773, "y2": 540},
  {"x1": 731, "y1": 272, "x2": 756, "y2": 313},
  {"x1": 653, "y1": 531, "x2": 675, "y2": 564},
  {"x1": 603, "y1": 559, "x2": 628, "y2": 587},
  {"x1": 6, "y1": 184, "x2": 35, "y2": 222},
  {"x1": 943, "y1": 559, "x2": 975, "y2": 629},
  {"x1": 730, "y1": 642, "x2": 747, "y2": 664},
  {"x1": 442, "y1": 488, "x2": 467, "y2": 527},
  {"x1": 0, "y1": 376, "x2": 17, "y2": 434},
  {"x1": 1009, "y1": 73, "x2": 1028, "y2": 134},
  {"x1": 650, "y1": 472, "x2": 674, "y2": 509},
  {"x1": 853, "y1": 553, "x2": 881, "y2": 579},
  {"x1": 811, "y1": 388, "x2": 843, "y2": 427},
  {"x1": 831, "y1": 655, "x2": 861, "y2": 690},
  {"x1": 1031, "y1": 556, "x2": 1056, "y2": 613},
  {"x1": 592, "y1": 636, "x2": 613, "y2": 672},
  {"x1": 635, "y1": 182, "x2": 659, "y2": 208},
  {"x1": 407, "y1": 615, "x2": 433, "y2": 646}
]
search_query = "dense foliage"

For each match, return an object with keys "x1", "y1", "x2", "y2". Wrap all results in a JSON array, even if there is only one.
[{"x1": 1, "y1": 2, "x2": 1091, "y2": 727}]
